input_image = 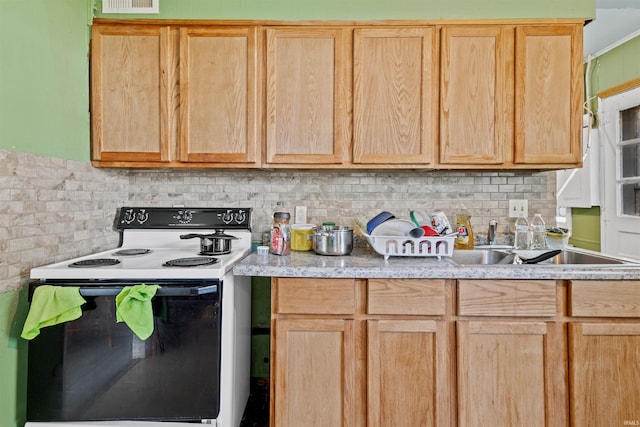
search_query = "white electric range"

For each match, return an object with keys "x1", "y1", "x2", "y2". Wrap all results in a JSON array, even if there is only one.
[{"x1": 26, "y1": 207, "x2": 254, "y2": 427}]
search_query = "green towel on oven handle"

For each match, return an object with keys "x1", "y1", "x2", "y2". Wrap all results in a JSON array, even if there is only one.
[
  {"x1": 21, "y1": 285, "x2": 87, "y2": 340},
  {"x1": 115, "y1": 284, "x2": 160, "y2": 340}
]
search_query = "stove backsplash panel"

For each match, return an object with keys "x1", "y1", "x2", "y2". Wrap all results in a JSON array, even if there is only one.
[{"x1": 1, "y1": 149, "x2": 556, "y2": 292}]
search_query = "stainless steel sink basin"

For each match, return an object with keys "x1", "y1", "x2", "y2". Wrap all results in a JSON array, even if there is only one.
[
  {"x1": 450, "y1": 248, "x2": 634, "y2": 266},
  {"x1": 537, "y1": 251, "x2": 629, "y2": 265},
  {"x1": 449, "y1": 249, "x2": 512, "y2": 265}
]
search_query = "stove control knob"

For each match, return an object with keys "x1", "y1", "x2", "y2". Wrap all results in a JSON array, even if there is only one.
[
  {"x1": 121, "y1": 209, "x2": 136, "y2": 224},
  {"x1": 136, "y1": 210, "x2": 149, "y2": 224},
  {"x1": 221, "y1": 210, "x2": 234, "y2": 224},
  {"x1": 235, "y1": 211, "x2": 247, "y2": 224}
]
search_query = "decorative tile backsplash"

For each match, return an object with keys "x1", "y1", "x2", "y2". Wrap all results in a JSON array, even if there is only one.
[{"x1": 0, "y1": 149, "x2": 556, "y2": 292}]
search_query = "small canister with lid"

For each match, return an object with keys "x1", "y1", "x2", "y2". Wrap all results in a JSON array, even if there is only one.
[{"x1": 270, "y1": 211, "x2": 291, "y2": 255}]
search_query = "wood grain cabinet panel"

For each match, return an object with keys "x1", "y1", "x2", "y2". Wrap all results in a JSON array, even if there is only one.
[
  {"x1": 273, "y1": 318, "x2": 357, "y2": 427},
  {"x1": 91, "y1": 24, "x2": 172, "y2": 163},
  {"x1": 264, "y1": 27, "x2": 347, "y2": 166},
  {"x1": 569, "y1": 323, "x2": 640, "y2": 427},
  {"x1": 274, "y1": 278, "x2": 356, "y2": 315},
  {"x1": 440, "y1": 26, "x2": 513, "y2": 165},
  {"x1": 569, "y1": 280, "x2": 640, "y2": 317},
  {"x1": 457, "y1": 279, "x2": 557, "y2": 317},
  {"x1": 457, "y1": 321, "x2": 566, "y2": 427},
  {"x1": 367, "y1": 278, "x2": 445, "y2": 316},
  {"x1": 179, "y1": 26, "x2": 259, "y2": 165},
  {"x1": 353, "y1": 27, "x2": 438, "y2": 166},
  {"x1": 514, "y1": 25, "x2": 582, "y2": 166},
  {"x1": 368, "y1": 320, "x2": 450, "y2": 427}
]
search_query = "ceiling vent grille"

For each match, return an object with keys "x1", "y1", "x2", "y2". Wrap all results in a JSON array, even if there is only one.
[{"x1": 102, "y1": 0, "x2": 159, "y2": 14}]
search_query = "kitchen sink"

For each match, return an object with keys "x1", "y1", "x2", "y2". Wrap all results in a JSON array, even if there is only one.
[
  {"x1": 450, "y1": 248, "x2": 635, "y2": 266},
  {"x1": 449, "y1": 249, "x2": 512, "y2": 265},
  {"x1": 537, "y1": 250, "x2": 629, "y2": 265}
]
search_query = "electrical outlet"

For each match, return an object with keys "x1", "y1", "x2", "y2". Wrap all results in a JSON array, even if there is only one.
[
  {"x1": 508, "y1": 199, "x2": 528, "y2": 218},
  {"x1": 294, "y1": 206, "x2": 307, "y2": 224}
]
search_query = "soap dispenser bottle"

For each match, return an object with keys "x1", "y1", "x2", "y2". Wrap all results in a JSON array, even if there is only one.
[{"x1": 454, "y1": 207, "x2": 474, "y2": 250}]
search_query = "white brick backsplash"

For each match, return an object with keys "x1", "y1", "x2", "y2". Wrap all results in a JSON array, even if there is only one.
[{"x1": 0, "y1": 149, "x2": 558, "y2": 292}]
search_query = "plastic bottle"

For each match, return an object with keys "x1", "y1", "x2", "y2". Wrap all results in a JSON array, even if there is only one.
[
  {"x1": 454, "y1": 208, "x2": 474, "y2": 250},
  {"x1": 514, "y1": 214, "x2": 530, "y2": 250},
  {"x1": 530, "y1": 213, "x2": 546, "y2": 249}
]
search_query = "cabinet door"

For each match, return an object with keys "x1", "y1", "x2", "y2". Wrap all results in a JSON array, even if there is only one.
[
  {"x1": 273, "y1": 318, "x2": 358, "y2": 427},
  {"x1": 353, "y1": 27, "x2": 437, "y2": 165},
  {"x1": 368, "y1": 320, "x2": 450, "y2": 427},
  {"x1": 440, "y1": 26, "x2": 513, "y2": 165},
  {"x1": 569, "y1": 323, "x2": 640, "y2": 427},
  {"x1": 514, "y1": 25, "x2": 582, "y2": 165},
  {"x1": 91, "y1": 25, "x2": 173, "y2": 163},
  {"x1": 179, "y1": 26, "x2": 259, "y2": 165},
  {"x1": 457, "y1": 321, "x2": 567, "y2": 427},
  {"x1": 265, "y1": 28, "x2": 347, "y2": 165}
]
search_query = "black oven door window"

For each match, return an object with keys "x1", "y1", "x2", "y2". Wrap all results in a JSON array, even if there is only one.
[{"x1": 26, "y1": 283, "x2": 222, "y2": 423}]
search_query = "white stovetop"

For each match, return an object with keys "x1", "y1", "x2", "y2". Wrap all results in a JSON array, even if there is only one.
[{"x1": 30, "y1": 230, "x2": 252, "y2": 281}]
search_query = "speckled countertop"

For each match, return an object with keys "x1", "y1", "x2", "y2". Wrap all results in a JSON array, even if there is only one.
[{"x1": 233, "y1": 246, "x2": 640, "y2": 280}]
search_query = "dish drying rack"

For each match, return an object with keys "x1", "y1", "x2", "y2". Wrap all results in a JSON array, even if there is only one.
[{"x1": 362, "y1": 231, "x2": 457, "y2": 260}]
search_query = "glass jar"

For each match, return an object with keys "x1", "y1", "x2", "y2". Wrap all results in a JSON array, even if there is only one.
[{"x1": 270, "y1": 211, "x2": 291, "y2": 255}]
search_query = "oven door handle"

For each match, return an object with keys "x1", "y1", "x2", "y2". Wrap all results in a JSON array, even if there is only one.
[{"x1": 78, "y1": 284, "x2": 219, "y2": 297}]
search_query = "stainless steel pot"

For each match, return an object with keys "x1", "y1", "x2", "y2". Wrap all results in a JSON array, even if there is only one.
[
  {"x1": 180, "y1": 230, "x2": 238, "y2": 255},
  {"x1": 313, "y1": 225, "x2": 353, "y2": 256}
]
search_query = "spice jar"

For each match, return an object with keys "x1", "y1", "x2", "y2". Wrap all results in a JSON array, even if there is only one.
[{"x1": 270, "y1": 211, "x2": 291, "y2": 255}]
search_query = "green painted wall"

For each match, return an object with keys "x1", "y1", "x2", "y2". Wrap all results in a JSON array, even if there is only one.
[
  {"x1": 592, "y1": 35, "x2": 640, "y2": 95},
  {"x1": 0, "y1": 0, "x2": 594, "y2": 162},
  {"x1": 0, "y1": 290, "x2": 28, "y2": 427},
  {"x1": 0, "y1": 0, "x2": 91, "y2": 162},
  {"x1": 95, "y1": 0, "x2": 594, "y2": 20}
]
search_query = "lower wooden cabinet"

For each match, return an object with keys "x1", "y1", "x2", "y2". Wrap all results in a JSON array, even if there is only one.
[
  {"x1": 568, "y1": 280, "x2": 640, "y2": 427},
  {"x1": 271, "y1": 278, "x2": 640, "y2": 427},
  {"x1": 368, "y1": 320, "x2": 449, "y2": 427},
  {"x1": 457, "y1": 321, "x2": 566, "y2": 427},
  {"x1": 273, "y1": 318, "x2": 358, "y2": 427},
  {"x1": 569, "y1": 323, "x2": 640, "y2": 427}
]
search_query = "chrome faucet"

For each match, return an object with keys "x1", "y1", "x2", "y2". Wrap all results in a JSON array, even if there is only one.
[{"x1": 488, "y1": 220, "x2": 498, "y2": 245}]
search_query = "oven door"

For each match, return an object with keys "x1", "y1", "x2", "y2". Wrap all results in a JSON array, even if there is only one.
[{"x1": 26, "y1": 281, "x2": 222, "y2": 424}]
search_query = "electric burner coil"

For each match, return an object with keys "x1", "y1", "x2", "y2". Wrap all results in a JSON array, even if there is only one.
[{"x1": 163, "y1": 257, "x2": 220, "y2": 267}]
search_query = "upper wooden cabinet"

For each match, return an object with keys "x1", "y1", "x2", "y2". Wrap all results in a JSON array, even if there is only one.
[
  {"x1": 264, "y1": 27, "x2": 348, "y2": 167},
  {"x1": 439, "y1": 23, "x2": 583, "y2": 168},
  {"x1": 91, "y1": 25, "x2": 173, "y2": 163},
  {"x1": 440, "y1": 26, "x2": 513, "y2": 165},
  {"x1": 514, "y1": 25, "x2": 583, "y2": 166},
  {"x1": 353, "y1": 27, "x2": 438, "y2": 166},
  {"x1": 179, "y1": 26, "x2": 259, "y2": 165},
  {"x1": 91, "y1": 20, "x2": 584, "y2": 170},
  {"x1": 91, "y1": 23, "x2": 260, "y2": 168}
]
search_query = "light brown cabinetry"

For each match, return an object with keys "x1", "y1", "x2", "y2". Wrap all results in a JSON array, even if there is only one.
[
  {"x1": 456, "y1": 279, "x2": 566, "y2": 427},
  {"x1": 439, "y1": 24, "x2": 583, "y2": 168},
  {"x1": 440, "y1": 26, "x2": 513, "y2": 165},
  {"x1": 514, "y1": 25, "x2": 582, "y2": 166},
  {"x1": 91, "y1": 20, "x2": 583, "y2": 169},
  {"x1": 353, "y1": 28, "x2": 438, "y2": 166},
  {"x1": 179, "y1": 26, "x2": 259, "y2": 165},
  {"x1": 264, "y1": 27, "x2": 348, "y2": 166},
  {"x1": 568, "y1": 280, "x2": 640, "y2": 427},
  {"x1": 91, "y1": 23, "x2": 260, "y2": 167},
  {"x1": 271, "y1": 277, "x2": 450, "y2": 427},
  {"x1": 91, "y1": 24, "x2": 173, "y2": 163}
]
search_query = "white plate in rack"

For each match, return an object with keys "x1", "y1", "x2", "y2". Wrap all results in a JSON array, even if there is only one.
[{"x1": 370, "y1": 219, "x2": 416, "y2": 237}]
